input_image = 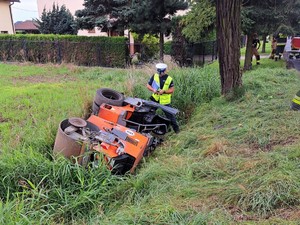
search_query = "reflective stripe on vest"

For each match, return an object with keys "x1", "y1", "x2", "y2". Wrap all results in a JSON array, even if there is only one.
[
  {"x1": 292, "y1": 95, "x2": 300, "y2": 105},
  {"x1": 277, "y1": 35, "x2": 287, "y2": 46},
  {"x1": 151, "y1": 73, "x2": 172, "y2": 105}
]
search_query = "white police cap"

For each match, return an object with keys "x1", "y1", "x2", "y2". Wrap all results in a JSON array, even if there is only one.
[{"x1": 155, "y1": 63, "x2": 167, "y2": 70}]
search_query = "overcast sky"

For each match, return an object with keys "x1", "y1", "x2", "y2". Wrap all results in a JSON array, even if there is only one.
[{"x1": 11, "y1": 0, "x2": 39, "y2": 22}]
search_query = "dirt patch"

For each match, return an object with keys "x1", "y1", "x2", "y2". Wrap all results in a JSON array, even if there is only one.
[
  {"x1": 175, "y1": 195, "x2": 219, "y2": 212},
  {"x1": 0, "y1": 114, "x2": 9, "y2": 123},
  {"x1": 12, "y1": 74, "x2": 77, "y2": 84},
  {"x1": 274, "y1": 208, "x2": 300, "y2": 220},
  {"x1": 203, "y1": 139, "x2": 228, "y2": 157},
  {"x1": 227, "y1": 206, "x2": 300, "y2": 222},
  {"x1": 227, "y1": 205, "x2": 259, "y2": 221},
  {"x1": 249, "y1": 136, "x2": 298, "y2": 152}
]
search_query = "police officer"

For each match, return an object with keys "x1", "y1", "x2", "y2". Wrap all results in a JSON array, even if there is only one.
[
  {"x1": 252, "y1": 33, "x2": 261, "y2": 65},
  {"x1": 146, "y1": 63, "x2": 180, "y2": 133}
]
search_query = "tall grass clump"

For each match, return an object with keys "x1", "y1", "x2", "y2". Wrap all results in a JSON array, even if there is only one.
[
  {"x1": 121, "y1": 65, "x2": 221, "y2": 121},
  {"x1": 0, "y1": 146, "x2": 123, "y2": 223},
  {"x1": 171, "y1": 66, "x2": 220, "y2": 120},
  {"x1": 2, "y1": 59, "x2": 300, "y2": 223}
]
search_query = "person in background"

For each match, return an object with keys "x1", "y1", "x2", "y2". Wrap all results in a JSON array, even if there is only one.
[
  {"x1": 252, "y1": 33, "x2": 261, "y2": 65},
  {"x1": 146, "y1": 63, "x2": 180, "y2": 134},
  {"x1": 269, "y1": 37, "x2": 277, "y2": 59},
  {"x1": 291, "y1": 90, "x2": 300, "y2": 111},
  {"x1": 275, "y1": 33, "x2": 287, "y2": 61}
]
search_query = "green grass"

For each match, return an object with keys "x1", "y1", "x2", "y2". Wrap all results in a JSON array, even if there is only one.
[{"x1": 0, "y1": 59, "x2": 300, "y2": 224}]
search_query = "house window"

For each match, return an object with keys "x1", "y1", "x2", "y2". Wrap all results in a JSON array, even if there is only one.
[
  {"x1": 1, "y1": 31, "x2": 8, "y2": 34},
  {"x1": 88, "y1": 28, "x2": 95, "y2": 33}
]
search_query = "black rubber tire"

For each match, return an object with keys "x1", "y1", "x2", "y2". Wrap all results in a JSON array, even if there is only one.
[
  {"x1": 92, "y1": 101, "x2": 100, "y2": 115},
  {"x1": 94, "y1": 88, "x2": 124, "y2": 107}
]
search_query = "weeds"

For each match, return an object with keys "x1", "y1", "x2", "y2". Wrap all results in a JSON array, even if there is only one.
[
  {"x1": 172, "y1": 66, "x2": 220, "y2": 121},
  {"x1": 1, "y1": 59, "x2": 300, "y2": 223}
]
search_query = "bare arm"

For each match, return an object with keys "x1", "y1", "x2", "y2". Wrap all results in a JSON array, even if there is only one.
[
  {"x1": 147, "y1": 83, "x2": 157, "y2": 93},
  {"x1": 158, "y1": 86, "x2": 174, "y2": 95}
]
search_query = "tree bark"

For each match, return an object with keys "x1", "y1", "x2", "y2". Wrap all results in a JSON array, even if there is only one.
[
  {"x1": 243, "y1": 33, "x2": 253, "y2": 71},
  {"x1": 216, "y1": 0, "x2": 242, "y2": 95},
  {"x1": 159, "y1": 32, "x2": 164, "y2": 62},
  {"x1": 261, "y1": 34, "x2": 266, "y2": 53}
]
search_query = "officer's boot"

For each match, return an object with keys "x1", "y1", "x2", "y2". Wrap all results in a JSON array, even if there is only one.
[{"x1": 256, "y1": 55, "x2": 260, "y2": 65}]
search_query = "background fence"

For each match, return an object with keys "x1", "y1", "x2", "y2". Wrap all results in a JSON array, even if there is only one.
[
  {"x1": 170, "y1": 40, "x2": 218, "y2": 67},
  {"x1": 127, "y1": 40, "x2": 217, "y2": 67},
  {"x1": 0, "y1": 40, "x2": 127, "y2": 67},
  {"x1": 0, "y1": 38, "x2": 217, "y2": 68}
]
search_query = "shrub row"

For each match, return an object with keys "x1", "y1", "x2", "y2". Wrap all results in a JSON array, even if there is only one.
[{"x1": 0, "y1": 34, "x2": 127, "y2": 67}]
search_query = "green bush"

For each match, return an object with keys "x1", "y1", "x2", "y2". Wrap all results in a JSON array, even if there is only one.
[
  {"x1": 140, "y1": 34, "x2": 159, "y2": 61},
  {"x1": 0, "y1": 34, "x2": 126, "y2": 67},
  {"x1": 131, "y1": 33, "x2": 159, "y2": 61},
  {"x1": 164, "y1": 41, "x2": 172, "y2": 55}
]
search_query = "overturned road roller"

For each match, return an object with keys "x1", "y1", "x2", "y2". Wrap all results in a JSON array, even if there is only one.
[{"x1": 53, "y1": 88, "x2": 179, "y2": 175}]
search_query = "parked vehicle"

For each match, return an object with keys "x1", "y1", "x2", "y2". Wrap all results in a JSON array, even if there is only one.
[
  {"x1": 286, "y1": 37, "x2": 300, "y2": 59},
  {"x1": 53, "y1": 88, "x2": 179, "y2": 174}
]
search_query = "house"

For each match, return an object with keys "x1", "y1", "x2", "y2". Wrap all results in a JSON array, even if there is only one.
[
  {"x1": 37, "y1": 0, "x2": 135, "y2": 53},
  {"x1": 14, "y1": 20, "x2": 39, "y2": 34},
  {"x1": 0, "y1": 0, "x2": 20, "y2": 34},
  {"x1": 36, "y1": 1, "x2": 188, "y2": 55},
  {"x1": 37, "y1": 0, "x2": 107, "y2": 37}
]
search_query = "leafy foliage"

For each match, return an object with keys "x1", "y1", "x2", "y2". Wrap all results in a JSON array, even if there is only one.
[
  {"x1": 129, "y1": 0, "x2": 188, "y2": 60},
  {"x1": 129, "y1": 0, "x2": 188, "y2": 36},
  {"x1": 241, "y1": 0, "x2": 300, "y2": 36},
  {"x1": 140, "y1": 34, "x2": 160, "y2": 61},
  {"x1": 35, "y1": 4, "x2": 77, "y2": 35},
  {"x1": 169, "y1": 16, "x2": 191, "y2": 67},
  {"x1": 181, "y1": 0, "x2": 216, "y2": 43},
  {"x1": 75, "y1": 0, "x2": 132, "y2": 33}
]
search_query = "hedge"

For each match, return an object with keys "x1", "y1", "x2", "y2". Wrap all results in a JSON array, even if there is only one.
[{"x1": 0, "y1": 34, "x2": 127, "y2": 67}]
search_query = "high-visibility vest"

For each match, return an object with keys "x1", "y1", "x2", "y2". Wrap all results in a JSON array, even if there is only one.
[
  {"x1": 292, "y1": 90, "x2": 300, "y2": 104},
  {"x1": 277, "y1": 34, "x2": 287, "y2": 46},
  {"x1": 151, "y1": 73, "x2": 172, "y2": 105},
  {"x1": 291, "y1": 90, "x2": 300, "y2": 110}
]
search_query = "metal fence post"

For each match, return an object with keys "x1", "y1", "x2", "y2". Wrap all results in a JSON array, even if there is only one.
[
  {"x1": 57, "y1": 41, "x2": 62, "y2": 64},
  {"x1": 8, "y1": 39, "x2": 12, "y2": 61},
  {"x1": 212, "y1": 41, "x2": 214, "y2": 61},
  {"x1": 97, "y1": 44, "x2": 101, "y2": 66},
  {"x1": 202, "y1": 44, "x2": 205, "y2": 65},
  {"x1": 22, "y1": 39, "x2": 28, "y2": 61}
]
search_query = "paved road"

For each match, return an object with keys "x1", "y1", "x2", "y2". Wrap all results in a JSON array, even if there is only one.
[{"x1": 287, "y1": 59, "x2": 300, "y2": 71}]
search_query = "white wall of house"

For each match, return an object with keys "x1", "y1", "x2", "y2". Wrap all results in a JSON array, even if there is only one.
[
  {"x1": 77, "y1": 28, "x2": 108, "y2": 37},
  {"x1": 0, "y1": 1, "x2": 15, "y2": 34}
]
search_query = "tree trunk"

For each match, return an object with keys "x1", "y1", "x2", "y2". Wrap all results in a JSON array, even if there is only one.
[
  {"x1": 216, "y1": 0, "x2": 242, "y2": 95},
  {"x1": 261, "y1": 34, "x2": 266, "y2": 53},
  {"x1": 243, "y1": 34, "x2": 253, "y2": 71},
  {"x1": 159, "y1": 32, "x2": 164, "y2": 62}
]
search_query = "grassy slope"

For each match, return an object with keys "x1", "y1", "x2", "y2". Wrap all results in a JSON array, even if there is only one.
[{"x1": 0, "y1": 58, "x2": 300, "y2": 224}]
